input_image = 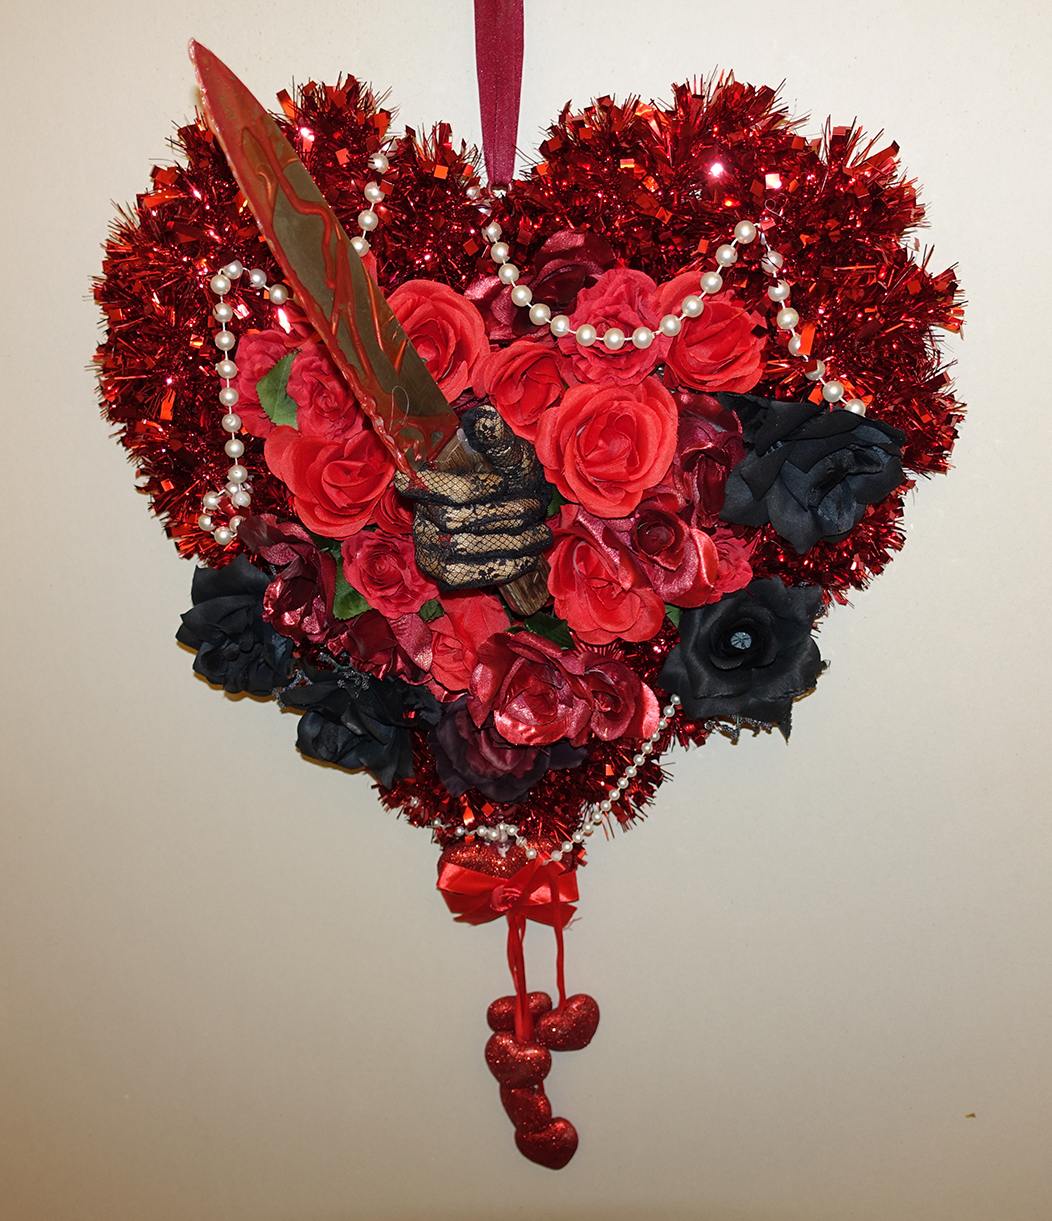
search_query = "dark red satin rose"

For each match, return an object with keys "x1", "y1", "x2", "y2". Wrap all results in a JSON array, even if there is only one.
[
  {"x1": 473, "y1": 338, "x2": 569, "y2": 442},
  {"x1": 671, "y1": 392, "x2": 747, "y2": 526},
  {"x1": 604, "y1": 495, "x2": 719, "y2": 608},
  {"x1": 465, "y1": 229, "x2": 620, "y2": 341},
  {"x1": 389, "y1": 279, "x2": 490, "y2": 400},
  {"x1": 238, "y1": 514, "x2": 335, "y2": 645},
  {"x1": 369, "y1": 482, "x2": 415, "y2": 535},
  {"x1": 546, "y1": 505, "x2": 666, "y2": 646},
  {"x1": 535, "y1": 377, "x2": 678, "y2": 518},
  {"x1": 341, "y1": 530, "x2": 439, "y2": 619},
  {"x1": 653, "y1": 273, "x2": 766, "y2": 393},
  {"x1": 468, "y1": 632, "x2": 593, "y2": 748},
  {"x1": 581, "y1": 656, "x2": 660, "y2": 740},
  {"x1": 333, "y1": 609, "x2": 430, "y2": 684},
  {"x1": 701, "y1": 527, "x2": 756, "y2": 603},
  {"x1": 428, "y1": 590, "x2": 510, "y2": 695},
  {"x1": 286, "y1": 346, "x2": 363, "y2": 440},
  {"x1": 264, "y1": 425, "x2": 395, "y2": 539},
  {"x1": 559, "y1": 268, "x2": 670, "y2": 385},
  {"x1": 233, "y1": 329, "x2": 298, "y2": 438}
]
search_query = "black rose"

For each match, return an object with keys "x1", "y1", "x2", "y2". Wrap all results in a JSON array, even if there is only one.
[
  {"x1": 176, "y1": 555, "x2": 294, "y2": 696},
  {"x1": 429, "y1": 696, "x2": 587, "y2": 804},
  {"x1": 718, "y1": 392, "x2": 906, "y2": 553},
  {"x1": 658, "y1": 578, "x2": 825, "y2": 733},
  {"x1": 281, "y1": 665, "x2": 441, "y2": 789}
]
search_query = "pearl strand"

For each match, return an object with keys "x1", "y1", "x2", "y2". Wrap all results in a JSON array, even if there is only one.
[
  {"x1": 350, "y1": 150, "x2": 393, "y2": 257},
  {"x1": 199, "y1": 262, "x2": 290, "y2": 546}
]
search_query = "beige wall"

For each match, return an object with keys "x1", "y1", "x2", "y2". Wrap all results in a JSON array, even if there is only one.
[{"x1": 2, "y1": 2, "x2": 1050, "y2": 1218}]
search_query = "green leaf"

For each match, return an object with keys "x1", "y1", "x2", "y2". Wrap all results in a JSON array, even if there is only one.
[
  {"x1": 332, "y1": 568, "x2": 371, "y2": 620},
  {"x1": 257, "y1": 351, "x2": 299, "y2": 428},
  {"x1": 664, "y1": 604, "x2": 682, "y2": 628},
  {"x1": 418, "y1": 599, "x2": 445, "y2": 623},
  {"x1": 546, "y1": 487, "x2": 567, "y2": 517},
  {"x1": 523, "y1": 611, "x2": 573, "y2": 650}
]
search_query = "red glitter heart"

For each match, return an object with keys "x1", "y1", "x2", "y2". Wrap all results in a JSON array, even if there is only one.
[
  {"x1": 515, "y1": 1117, "x2": 579, "y2": 1170},
  {"x1": 484, "y1": 1031, "x2": 552, "y2": 1088},
  {"x1": 499, "y1": 1083, "x2": 553, "y2": 1132},
  {"x1": 487, "y1": 991, "x2": 553, "y2": 1032},
  {"x1": 534, "y1": 993, "x2": 600, "y2": 1052}
]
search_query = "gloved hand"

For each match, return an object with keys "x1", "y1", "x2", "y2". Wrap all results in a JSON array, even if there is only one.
[{"x1": 394, "y1": 405, "x2": 553, "y2": 590}]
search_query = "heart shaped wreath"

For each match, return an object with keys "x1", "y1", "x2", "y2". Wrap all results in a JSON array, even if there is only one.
[{"x1": 94, "y1": 35, "x2": 963, "y2": 1168}]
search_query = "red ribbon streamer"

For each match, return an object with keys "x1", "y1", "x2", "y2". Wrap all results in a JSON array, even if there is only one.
[{"x1": 473, "y1": 0, "x2": 524, "y2": 188}]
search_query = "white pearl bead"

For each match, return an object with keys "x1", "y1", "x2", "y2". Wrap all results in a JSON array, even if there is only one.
[
  {"x1": 662, "y1": 704, "x2": 676, "y2": 717},
  {"x1": 215, "y1": 359, "x2": 237, "y2": 379},
  {"x1": 575, "y1": 323, "x2": 597, "y2": 346},
  {"x1": 232, "y1": 489, "x2": 252, "y2": 508},
  {"x1": 680, "y1": 298, "x2": 703, "y2": 322},
  {"x1": 669, "y1": 693, "x2": 681, "y2": 705},
  {"x1": 525, "y1": 847, "x2": 537, "y2": 859},
  {"x1": 632, "y1": 754, "x2": 645, "y2": 766},
  {"x1": 561, "y1": 842, "x2": 572, "y2": 852},
  {"x1": 659, "y1": 313, "x2": 682, "y2": 337},
  {"x1": 221, "y1": 412, "x2": 241, "y2": 432},
  {"x1": 549, "y1": 850, "x2": 563, "y2": 862},
  {"x1": 599, "y1": 800, "x2": 612, "y2": 813},
  {"x1": 805, "y1": 359, "x2": 827, "y2": 382},
  {"x1": 370, "y1": 152, "x2": 389, "y2": 173},
  {"x1": 700, "y1": 271, "x2": 723, "y2": 295},
  {"x1": 351, "y1": 235, "x2": 370, "y2": 256},
  {"x1": 776, "y1": 307, "x2": 800, "y2": 331},
  {"x1": 202, "y1": 492, "x2": 220, "y2": 510},
  {"x1": 223, "y1": 260, "x2": 244, "y2": 279},
  {"x1": 214, "y1": 330, "x2": 235, "y2": 350},
  {"x1": 213, "y1": 526, "x2": 234, "y2": 546},
  {"x1": 632, "y1": 327, "x2": 654, "y2": 349},
  {"x1": 197, "y1": 514, "x2": 214, "y2": 532},
  {"x1": 498, "y1": 262, "x2": 519, "y2": 285},
  {"x1": 247, "y1": 268, "x2": 267, "y2": 288},
  {"x1": 572, "y1": 831, "x2": 584, "y2": 843},
  {"x1": 364, "y1": 182, "x2": 383, "y2": 203},
  {"x1": 209, "y1": 273, "x2": 231, "y2": 296},
  {"x1": 455, "y1": 826, "x2": 465, "y2": 836},
  {"x1": 224, "y1": 438, "x2": 245, "y2": 458},
  {"x1": 511, "y1": 284, "x2": 533, "y2": 307},
  {"x1": 625, "y1": 766, "x2": 637, "y2": 778},
  {"x1": 225, "y1": 483, "x2": 241, "y2": 497},
  {"x1": 466, "y1": 185, "x2": 480, "y2": 199},
  {"x1": 657, "y1": 718, "x2": 669, "y2": 730},
  {"x1": 733, "y1": 220, "x2": 757, "y2": 244},
  {"x1": 483, "y1": 222, "x2": 502, "y2": 241},
  {"x1": 583, "y1": 826, "x2": 594, "y2": 837},
  {"x1": 761, "y1": 250, "x2": 784, "y2": 274},
  {"x1": 607, "y1": 787, "x2": 620, "y2": 800},
  {"x1": 268, "y1": 283, "x2": 289, "y2": 306},
  {"x1": 507, "y1": 826, "x2": 518, "y2": 837},
  {"x1": 549, "y1": 313, "x2": 571, "y2": 337},
  {"x1": 843, "y1": 398, "x2": 867, "y2": 415},
  {"x1": 715, "y1": 244, "x2": 738, "y2": 267},
  {"x1": 602, "y1": 327, "x2": 625, "y2": 351},
  {"x1": 213, "y1": 302, "x2": 233, "y2": 323},
  {"x1": 219, "y1": 386, "x2": 240, "y2": 407},
  {"x1": 358, "y1": 210, "x2": 379, "y2": 231},
  {"x1": 787, "y1": 335, "x2": 804, "y2": 356},
  {"x1": 529, "y1": 303, "x2": 552, "y2": 326},
  {"x1": 227, "y1": 465, "x2": 248, "y2": 484},
  {"x1": 489, "y1": 241, "x2": 510, "y2": 263},
  {"x1": 229, "y1": 516, "x2": 243, "y2": 531},
  {"x1": 822, "y1": 379, "x2": 845, "y2": 402},
  {"x1": 617, "y1": 777, "x2": 630, "y2": 790},
  {"x1": 767, "y1": 280, "x2": 791, "y2": 302},
  {"x1": 641, "y1": 741, "x2": 653, "y2": 755}
]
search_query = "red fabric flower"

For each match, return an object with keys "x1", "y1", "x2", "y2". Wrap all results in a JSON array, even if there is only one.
[
  {"x1": 287, "y1": 346, "x2": 363, "y2": 440},
  {"x1": 264, "y1": 426, "x2": 395, "y2": 539},
  {"x1": 468, "y1": 632, "x2": 593, "y2": 747},
  {"x1": 333, "y1": 609, "x2": 430, "y2": 684},
  {"x1": 341, "y1": 530, "x2": 439, "y2": 619},
  {"x1": 546, "y1": 504, "x2": 666, "y2": 646},
  {"x1": 237, "y1": 514, "x2": 335, "y2": 645},
  {"x1": 233, "y1": 329, "x2": 298, "y2": 438},
  {"x1": 653, "y1": 273, "x2": 766, "y2": 393},
  {"x1": 370, "y1": 482, "x2": 415, "y2": 535},
  {"x1": 473, "y1": 337, "x2": 568, "y2": 442},
  {"x1": 581, "y1": 655, "x2": 659, "y2": 740},
  {"x1": 389, "y1": 279, "x2": 489, "y2": 401},
  {"x1": 535, "y1": 376, "x2": 678, "y2": 518},
  {"x1": 671, "y1": 391, "x2": 746, "y2": 526},
  {"x1": 702, "y1": 527, "x2": 756, "y2": 602},
  {"x1": 606, "y1": 495, "x2": 719, "y2": 608},
  {"x1": 428, "y1": 590, "x2": 510, "y2": 695},
  {"x1": 559, "y1": 268, "x2": 669, "y2": 384}
]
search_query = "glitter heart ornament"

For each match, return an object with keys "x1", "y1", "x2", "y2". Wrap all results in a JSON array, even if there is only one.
[
  {"x1": 535, "y1": 993, "x2": 600, "y2": 1052},
  {"x1": 515, "y1": 1117, "x2": 580, "y2": 1170},
  {"x1": 485, "y1": 1032, "x2": 553, "y2": 1088}
]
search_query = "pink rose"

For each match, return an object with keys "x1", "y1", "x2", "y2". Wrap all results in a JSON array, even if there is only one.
[
  {"x1": 389, "y1": 279, "x2": 490, "y2": 400},
  {"x1": 558, "y1": 268, "x2": 670, "y2": 385}
]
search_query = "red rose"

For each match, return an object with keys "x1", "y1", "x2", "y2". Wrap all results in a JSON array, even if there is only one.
[
  {"x1": 237, "y1": 514, "x2": 335, "y2": 645},
  {"x1": 671, "y1": 392, "x2": 746, "y2": 526},
  {"x1": 581, "y1": 656, "x2": 659, "y2": 740},
  {"x1": 370, "y1": 482, "x2": 415, "y2": 535},
  {"x1": 233, "y1": 329, "x2": 298, "y2": 437},
  {"x1": 333, "y1": 609, "x2": 430, "y2": 684},
  {"x1": 535, "y1": 377, "x2": 678, "y2": 518},
  {"x1": 287, "y1": 346, "x2": 363, "y2": 440},
  {"x1": 701, "y1": 527, "x2": 755, "y2": 603},
  {"x1": 604, "y1": 495, "x2": 719, "y2": 608},
  {"x1": 557, "y1": 268, "x2": 669, "y2": 385},
  {"x1": 473, "y1": 337, "x2": 568, "y2": 442},
  {"x1": 468, "y1": 632, "x2": 593, "y2": 747},
  {"x1": 652, "y1": 273, "x2": 766, "y2": 393},
  {"x1": 341, "y1": 530, "x2": 439, "y2": 619},
  {"x1": 264, "y1": 425, "x2": 395, "y2": 539},
  {"x1": 428, "y1": 590, "x2": 511, "y2": 695},
  {"x1": 389, "y1": 279, "x2": 489, "y2": 400},
  {"x1": 546, "y1": 505, "x2": 666, "y2": 646}
]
